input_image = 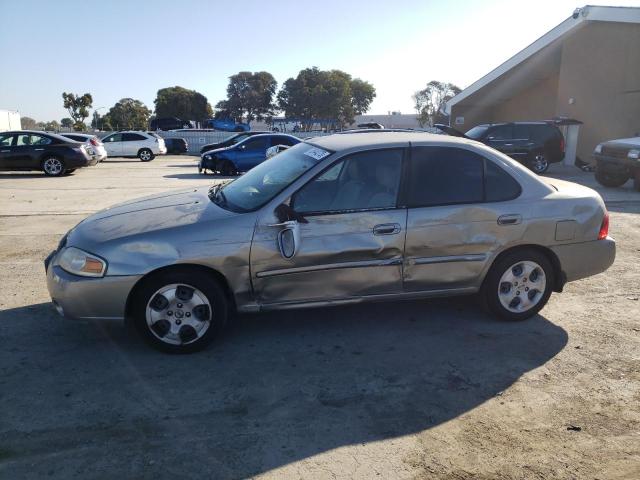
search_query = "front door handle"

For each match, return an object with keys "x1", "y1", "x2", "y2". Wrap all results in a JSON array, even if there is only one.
[
  {"x1": 373, "y1": 223, "x2": 401, "y2": 235},
  {"x1": 498, "y1": 214, "x2": 522, "y2": 225}
]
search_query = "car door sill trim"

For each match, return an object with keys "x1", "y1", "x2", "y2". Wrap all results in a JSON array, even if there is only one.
[
  {"x1": 257, "y1": 286, "x2": 478, "y2": 311},
  {"x1": 411, "y1": 254, "x2": 486, "y2": 265},
  {"x1": 256, "y1": 258, "x2": 403, "y2": 278}
]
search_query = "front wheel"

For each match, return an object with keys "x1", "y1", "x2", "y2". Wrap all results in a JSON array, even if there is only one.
[
  {"x1": 138, "y1": 148, "x2": 154, "y2": 162},
  {"x1": 528, "y1": 153, "x2": 549, "y2": 174},
  {"x1": 131, "y1": 269, "x2": 228, "y2": 353},
  {"x1": 482, "y1": 249, "x2": 554, "y2": 321},
  {"x1": 42, "y1": 157, "x2": 65, "y2": 176},
  {"x1": 595, "y1": 168, "x2": 629, "y2": 188}
]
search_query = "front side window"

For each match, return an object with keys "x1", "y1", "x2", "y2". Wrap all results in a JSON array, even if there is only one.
[
  {"x1": 408, "y1": 147, "x2": 484, "y2": 207},
  {"x1": 513, "y1": 124, "x2": 530, "y2": 140},
  {"x1": 241, "y1": 137, "x2": 268, "y2": 150},
  {"x1": 486, "y1": 125, "x2": 512, "y2": 141},
  {"x1": 293, "y1": 149, "x2": 403, "y2": 214}
]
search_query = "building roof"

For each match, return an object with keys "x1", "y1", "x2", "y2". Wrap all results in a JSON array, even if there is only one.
[{"x1": 445, "y1": 5, "x2": 640, "y2": 114}]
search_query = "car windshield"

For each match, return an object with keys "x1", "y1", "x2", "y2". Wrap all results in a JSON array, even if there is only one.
[
  {"x1": 465, "y1": 126, "x2": 489, "y2": 139},
  {"x1": 209, "y1": 142, "x2": 330, "y2": 212}
]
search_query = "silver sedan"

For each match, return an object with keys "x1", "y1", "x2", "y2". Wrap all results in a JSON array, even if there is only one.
[{"x1": 45, "y1": 132, "x2": 615, "y2": 353}]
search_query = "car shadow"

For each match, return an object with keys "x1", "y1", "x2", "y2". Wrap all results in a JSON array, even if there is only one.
[{"x1": 0, "y1": 297, "x2": 567, "y2": 478}]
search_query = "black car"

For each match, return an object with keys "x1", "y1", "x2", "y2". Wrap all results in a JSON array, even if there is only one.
[
  {"x1": 149, "y1": 117, "x2": 191, "y2": 131},
  {"x1": 0, "y1": 130, "x2": 97, "y2": 176},
  {"x1": 199, "y1": 131, "x2": 270, "y2": 154},
  {"x1": 437, "y1": 122, "x2": 565, "y2": 174},
  {"x1": 164, "y1": 138, "x2": 189, "y2": 154}
]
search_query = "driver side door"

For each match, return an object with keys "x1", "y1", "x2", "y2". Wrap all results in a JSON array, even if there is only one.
[
  {"x1": 101, "y1": 133, "x2": 123, "y2": 156},
  {"x1": 234, "y1": 137, "x2": 268, "y2": 171},
  {"x1": 250, "y1": 148, "x2": 408, "y2": 306}
]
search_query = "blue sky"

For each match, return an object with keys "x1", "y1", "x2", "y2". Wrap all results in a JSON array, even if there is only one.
[{"x1": 1, "y1": 0, "x2": 638, "y2": 121}]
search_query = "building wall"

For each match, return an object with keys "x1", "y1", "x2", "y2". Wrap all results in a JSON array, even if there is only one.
[
  {"x1": 555, "y1": 20, "x2": 640, "y2": 161},
  {"x1": 491, "y1": 74, "x2": 559, "y2": 123}
]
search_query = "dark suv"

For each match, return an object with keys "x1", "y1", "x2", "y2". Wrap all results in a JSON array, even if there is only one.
[{"x1": 439, "y1": 122, "x2": 565, "y2": 174}]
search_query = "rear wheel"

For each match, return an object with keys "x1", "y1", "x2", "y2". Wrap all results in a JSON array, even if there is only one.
[
  {"x1": 595, "y1": 168, "x2": 628, "y2": 188},
  {"x1": 482, "y1": 249, "x2": 554, "y2": 321},
  {"x1": 138, "y1": 148, "x2": 154, "y2": 162},
  {"x1": 131, "y1": 269, "x2": 228, "y2": 353},
  {"x1": 42, "y1": 157, "x2": 65, "y2": 176},
  {"x1": 528, "y1": 153, "x2": 549, "y2": 174}
]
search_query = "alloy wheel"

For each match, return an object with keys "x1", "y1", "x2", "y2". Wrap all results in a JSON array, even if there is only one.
[
  {"x1": 532, "y1": 154, "x2": 548, "y2": 174},
  {"x1": 43, "y1": 158, "x2": 63, "y2": 176},
  {"x1": 145, "y1": 283, "x2": 213, "y2": 346},
  {"x1": 140, "y1": 150, "x2": 152, "y2": 161},
  {"x1": 497, "y1": 261, "x2": 546, "y2": 313}
]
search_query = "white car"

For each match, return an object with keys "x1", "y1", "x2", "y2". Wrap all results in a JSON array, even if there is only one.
[
  {"x1": 60, "y1": 133, "x2": 108, "y2": 162},
  {"x1": 100, "y1": 131, "x2": 166, "y2": 161}
]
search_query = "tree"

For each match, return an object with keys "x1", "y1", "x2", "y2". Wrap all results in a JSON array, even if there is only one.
[
  {"x1": 154, "y1": 86, "x2": 212, "y2": 123},
  {"x1": 61, "y1": 117, "x2": 74, "y2": 128},
  {"x1": 277, "y1": 67, "x2": 376, "y2": 129},
  {"x1": 21, "y1": 116, "x2": 37, "y2": 129},
  {"x1": 105, "y1": 98, "x2": 151, "y2": 130},
  {"x1": 216, "y1": 71, "x2": 277, "y2": 123},
  {"x1": 62, "y1": 92, "x2": 93, "y2": 129},
  {"x1": 412, "y1": 81, "x2": 461, "y2": 127},
  {"x1": 43, "y1": 120, "x2": 60, "y2": 131}
]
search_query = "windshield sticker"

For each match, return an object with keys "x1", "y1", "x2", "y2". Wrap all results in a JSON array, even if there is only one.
[{"x1": 304, "y1": 147, "x2": 330, "y2": 160}]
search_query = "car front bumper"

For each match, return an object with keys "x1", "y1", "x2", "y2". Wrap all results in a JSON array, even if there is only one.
[
  {"x1": 551, "y1": 237, "x2": 616, "y2": 283},
  {"x1": 594, "y1": 153, "x2": 640, "y2": 173},
  {"x1": 45, "y1": 254, "x2": 141, "y2": 321}
]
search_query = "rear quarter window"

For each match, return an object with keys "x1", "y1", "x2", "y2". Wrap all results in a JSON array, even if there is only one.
[{"x1": 485, "y1": 161, "x2": 522, "y2": 202}]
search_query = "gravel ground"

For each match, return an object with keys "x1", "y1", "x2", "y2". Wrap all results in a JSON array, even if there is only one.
[{"x1": 0, "y1": 157, "x2": 638, "y2": 479}]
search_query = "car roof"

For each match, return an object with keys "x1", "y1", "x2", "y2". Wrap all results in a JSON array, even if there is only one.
[
  {"x1": 2, "y1": 130, "x2": 79, "y2": 141},
  {"x1": 307, "y1": 131, "x2": 476, "y2": 151},
  {"x1": 473, "y1": 122, "x2": 553, "y2": 127}
]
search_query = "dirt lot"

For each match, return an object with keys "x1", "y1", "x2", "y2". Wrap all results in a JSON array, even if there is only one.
[{"x1": 0, "y1": 156, "x2": 639, "y2": 479}]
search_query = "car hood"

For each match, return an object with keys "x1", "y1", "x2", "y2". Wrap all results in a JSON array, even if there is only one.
[
  {"x1": 603, "y1": 137, "x2": 640, "y2": 149},
  {"x1": 69, "y1": 186, "x2": 237, "y2": 244},
  {"x1": 202, "y1": 145, "x2": 234, "y2": 156}
]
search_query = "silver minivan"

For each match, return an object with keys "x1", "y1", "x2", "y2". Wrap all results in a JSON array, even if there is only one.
[{"x1": 45, "y1": 132, "x2": 615, "y2": 352}]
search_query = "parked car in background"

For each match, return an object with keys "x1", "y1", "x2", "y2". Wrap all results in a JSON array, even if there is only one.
[
  {"x1": 357, "y1": 122, "x2": 385, "y2": 129},
  {"x1": 199, "y1": 134, "x2": 300, "y2": 175},
  {"x1": 0, "y1": 130, "x2": 97, "y2": 176},
  {"x1": 60, "y1": 133, "x2": 107, "y2": 162},
  {"x1": 44, "y1": 132, "x2": 615, "y2": 353},
  {"x1": 205, "y1": 118, "x2": 250, "y2": 132},
  {"x1": 593, "y1": 136, "x2": 640, "y2": 190},
  {"x1": 266, "y1": 144, "x2": 290, "y2": 158},
  {"x1": 199, "y1": 131, "x2": 270, "y2": 154},
  {"x1": 150, "y1": 117, "x2": 191, "y2": 131},
  {"x1": 462, "y1": 122, "x2": 565, "y2": 174},
  {"x1": 101, "y1": 131, "x2": 167, "y2": 161},
  {"x1": 163, "y1": 138, "x2": 189, "y2": 155}
]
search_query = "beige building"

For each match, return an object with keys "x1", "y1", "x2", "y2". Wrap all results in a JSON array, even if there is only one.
[{"x1": 446, "y1": 5, "x2": 640, "y2": 163}]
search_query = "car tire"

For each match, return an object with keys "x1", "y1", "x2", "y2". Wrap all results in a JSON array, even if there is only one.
[
  {"x1": 42, "y1": 156, "x2": 65, "y2": 177},
  {"x1": 481, "y1": 249, "x2": 554, "y2": 321},
  {"x1": 220, "y1": 160, "x2": 237, "y2": 176},
  {"x1": 131, "y1": 268, "x2": 228, "y2": 354},
  {"x1": 595, "y1": 168, "x2": 629, "y2": 188},
  {"x1": 528, "y1": 153, "x2": 549, "y2": 174},
  {"x1": 138, "y1": 148, "x2": 154, "y2": 162}
]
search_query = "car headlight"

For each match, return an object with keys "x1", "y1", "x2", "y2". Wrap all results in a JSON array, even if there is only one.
[
  {"x1": 58, "y1": 247, "x2": 107, "y2": 277},
  {"x1": 594, "y1": 144, "x2": 603, "y2": 154},
  {"x1": 628, "y1": 149, "x2": 640, "y2": 160}
]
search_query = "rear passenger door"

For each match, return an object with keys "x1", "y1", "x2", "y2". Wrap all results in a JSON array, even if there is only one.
[
  {"x1": 510, "y1": 124, "x2": 532, "y2": 162},
  {"x1": 0, "y1": 133, "x2": 16, "y2": 170},
  {"x1": 122, "y1": 133, "x2": 147, "y2": 156},
  {"x1": 403, "y1": 146, "x2": 524, "y2": 292},
  {"x1": 101, "y1": 133, "x2": 123, "y2": 156}
]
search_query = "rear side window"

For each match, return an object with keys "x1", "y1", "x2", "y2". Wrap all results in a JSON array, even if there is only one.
[
  {"x1": 530, "y1": 125, "x2": 559, "y2": 143},
  {"x1": 123, "y1": 133, "x2": 146, "y2": 141},
  {"x1": 485, "y1": 161, "x2": 522, "y2": 202},
  {"x1": 408, "y1": 147, "x2": 521, "y2": 207},
  {"x1": 409, "y1": 147, "x2": 484, "y2": 207},
  {"x1": 513, "y1": 124, "x2": 530, "y2": 140}
]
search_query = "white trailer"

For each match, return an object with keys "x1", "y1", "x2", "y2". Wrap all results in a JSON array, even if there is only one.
[{"x1": 0, "y1": 110, "x2": 21, "y2": 132}]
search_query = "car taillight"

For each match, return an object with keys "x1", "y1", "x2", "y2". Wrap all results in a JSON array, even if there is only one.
[
  {"x1": 90, "y1": 138, "x2": 99, "y2": 146},
  {"x1": 598, "y1": 211, "x2": 609, "y2": 240}
]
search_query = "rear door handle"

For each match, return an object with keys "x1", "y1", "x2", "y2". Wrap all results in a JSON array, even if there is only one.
[
  {"x1": 373, "y1": 223, "x2": 401, "y2": 235},
  {"x1": 498, "y1": 214, "x2": 522, "y2": 225}
]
